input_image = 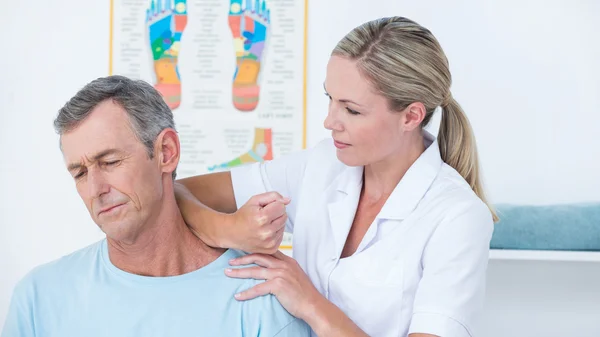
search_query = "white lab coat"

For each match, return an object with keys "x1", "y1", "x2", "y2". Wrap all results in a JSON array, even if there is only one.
[{"x1": 231, "y1": 131, "x2": 494, "y2": 337}]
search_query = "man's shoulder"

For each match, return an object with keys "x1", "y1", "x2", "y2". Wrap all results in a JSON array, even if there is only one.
[
  {"x1": 229, "y1": 252, "x2": 309, "y2": 336},
  {"x1": 14, "y1": 240, "x2": 104, "y2": 294},
  {"x1": 169, "y1": 248, "x2": 309, "y2": 336},
  {"x1": 241, "y1": 287, "x2": 310, "y2": 337}
]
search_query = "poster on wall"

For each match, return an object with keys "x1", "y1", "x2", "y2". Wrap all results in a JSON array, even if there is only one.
[{"x1": 109, "y1": 0, "x2": 307, "y2": 250}]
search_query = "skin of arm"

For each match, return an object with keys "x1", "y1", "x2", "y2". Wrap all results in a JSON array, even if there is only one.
[
  {"x1": 177, "y1": 172, "x2": 237, "y2": 213},
  {"x1": 307, "y1": 298, "x2": 437, "y2": 337},
  {"x1": 175, "y1": 174, "x2": 290, "y2": 254}
]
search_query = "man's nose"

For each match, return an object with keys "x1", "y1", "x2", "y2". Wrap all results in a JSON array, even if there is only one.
[{"x1": 88, "y1": 168, "x2": 110, "y2": 199}]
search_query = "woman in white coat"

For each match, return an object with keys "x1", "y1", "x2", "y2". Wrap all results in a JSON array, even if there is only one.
[{"x1": 176, "y1": 16, "x2": 498, "y2": 337}]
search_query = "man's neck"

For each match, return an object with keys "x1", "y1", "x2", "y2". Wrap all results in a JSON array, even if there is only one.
[{"x1": 106, "y1": 198, "x2": 225, "y2": 277}]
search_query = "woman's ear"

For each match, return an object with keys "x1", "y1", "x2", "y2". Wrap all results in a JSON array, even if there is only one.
[{"x1": 402, "y1": 102, "x2": 427, "y2": 131}]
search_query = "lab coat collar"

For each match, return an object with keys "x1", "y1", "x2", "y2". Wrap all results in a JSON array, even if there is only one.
[
  {"x1": 378, "y1": 130, "x2": 443, "y2": 220},
  {"x1": 327, "y1": 165, "x2": 363, "y2": 257},
  {"x1": 326, "y1": 131, "x2": 442, "y2": 255},
  {"x1": 334, "y1": 165, "x2": 364, "y2": 195}
]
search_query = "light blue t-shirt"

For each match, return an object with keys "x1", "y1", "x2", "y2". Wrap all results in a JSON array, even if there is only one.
[{"x1": 1, "y1": 240, "x2": 309, "y2": 337}]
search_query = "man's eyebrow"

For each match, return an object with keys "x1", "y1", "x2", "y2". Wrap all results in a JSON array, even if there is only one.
[
  {"x1": 67, "y1": 149, "x2": 123, "y2": 172},
  {"x1": 67, "y1": 162, "x2": 82, "y2": 172}
]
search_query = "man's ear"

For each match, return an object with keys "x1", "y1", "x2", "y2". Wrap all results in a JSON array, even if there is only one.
[
  {"x1": 155, "y1": 128, "x2": 180, "y2": 176},
  {"x1": 401, "y1": 102, "x2": 427, "y2": 131}
]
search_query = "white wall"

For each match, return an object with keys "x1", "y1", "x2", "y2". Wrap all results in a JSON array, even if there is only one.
[
  {"x1": 481, "y1": 260, "x2": 600, "y2": 337},
  {"x1": 1, "y1": 0, "x2": 599, "y2": 335}
]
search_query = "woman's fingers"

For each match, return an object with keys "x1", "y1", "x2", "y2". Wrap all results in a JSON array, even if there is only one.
[
  {"x1": 229, "y1": 253, "x2": 283, "y2": 268},
  {"x1": 233, "y1": 281, "x2": 273, "y2": 301},
  {"x1": 249, "y1": 192, "x2": 290, "y2": 208},
  {"x1": 260, "y1": 201, "x2": 287, "y2": 225},
  {"x1": 225, "y1": 265, "x2": 273, "y2": 280},
  {"x1": 271, "y1": 213, "x2": 288, "y2": 232}
]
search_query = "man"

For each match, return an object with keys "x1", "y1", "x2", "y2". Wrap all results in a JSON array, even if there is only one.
[{"x1": 1, "y1": 76, "x2": 309, "y2": 337}]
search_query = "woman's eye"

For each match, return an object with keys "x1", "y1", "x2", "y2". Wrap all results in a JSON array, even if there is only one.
[{"x1": 346, "y1": 107, "x2": 360, "y2": 115}]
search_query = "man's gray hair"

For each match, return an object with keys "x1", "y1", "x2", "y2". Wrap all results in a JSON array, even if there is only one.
[{"x1": 54, "y1": 75, "x2": 177, "y2": 179}]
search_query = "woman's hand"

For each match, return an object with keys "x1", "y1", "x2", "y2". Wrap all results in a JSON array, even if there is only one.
[
  {"x1": 175, "y1": 182, "x2": 291, "y2": 254},
  {"x1": 226, "y1": 252, "x2": 372, "y2": 337},
  {"x1": 227, "y1": 192, "x2": 291, "y2": 253},
  {"x1": 225, "y1": 251, "x2": 322, "y2": 320}
]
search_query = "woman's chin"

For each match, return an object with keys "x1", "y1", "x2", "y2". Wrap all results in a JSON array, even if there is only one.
[{"x1": 335, "y1": 151, "x2": 364, "y2": 167}]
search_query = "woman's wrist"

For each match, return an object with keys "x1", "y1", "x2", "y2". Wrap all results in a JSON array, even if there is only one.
[
  {"x1": 203, "y1": 210, "x2": 239, "y2": 249},
  {"x1": 214, "y1": 212, "x2": 237, "y2": 249},
  {"x1": 299, "y1": 290, "x2": 332, "y2": 334},
  {"x1": 301, "y1": 290, "x2": 368, "y2": 337},
  {"x1": 185, "y1": 202, "x2": 235, "y2": 249}
]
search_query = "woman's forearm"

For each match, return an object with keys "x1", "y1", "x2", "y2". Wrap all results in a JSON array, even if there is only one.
[
  {"x1": 304, "y1": 294, "x2": 369, "y2": 337},
  {"x1": 175, "y1": 178, "x2": 289, "y2": 253},
  {"x1": 173, "y1": 175, "x2": 238, "y2": 248},
  {"x1": 177, "y1": 172, "x2": 237, "y2": 213},
  {"x1": 175, "y1": 186, "x2": 236, "y2": 248},
  {"x1": 176, "y1": 172, "x2": 237, "y2": 247}
]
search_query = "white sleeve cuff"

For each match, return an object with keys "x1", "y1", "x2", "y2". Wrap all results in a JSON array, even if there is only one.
[
  {"x1": 409, "y1": 311, "x2": 472, "y2": 337},
  {"x1": 230, "y1": 163, "x2": 269, "y2": 209}
]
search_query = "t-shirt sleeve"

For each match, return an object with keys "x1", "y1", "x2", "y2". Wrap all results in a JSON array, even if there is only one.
[
  {"x1": 270, "y1": 318, "x2": 311, "y2": 337},
  {"x1": 408, "y1": 201, "x2": 494, "y2": 337},
  {"x1": 1, "y1": 278, "x2": 36, "y2": 337},
  {"x1": 230, "y1": 149, "x2": 310, "y2": 233},
  {"x1": 241, "y1": 284, "x2": 310, "y2": 337}
]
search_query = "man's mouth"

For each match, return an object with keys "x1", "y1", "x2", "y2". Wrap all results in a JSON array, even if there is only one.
[{"x1": 98, "y1": 203, "x2": 125, "y2": 216}]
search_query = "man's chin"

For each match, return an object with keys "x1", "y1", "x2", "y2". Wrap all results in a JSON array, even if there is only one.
[{"x1": 97, "y1": 221, "x2": 136, "y2": 243}]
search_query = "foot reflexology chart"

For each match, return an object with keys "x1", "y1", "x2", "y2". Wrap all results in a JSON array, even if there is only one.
[{"x1": 110, "y1": 0, "x2": 307, "y2": 179}]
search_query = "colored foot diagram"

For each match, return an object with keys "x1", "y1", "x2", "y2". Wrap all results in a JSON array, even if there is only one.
[
  {"x1": 146, "y1": 0, "x2": 188, "y2": 110},
  {"x1": 228, "y1": 0, "x2": 271, "y2": 112},
  {"x1": 208, "y1": 128, "x2": 273, "y2": 172}
]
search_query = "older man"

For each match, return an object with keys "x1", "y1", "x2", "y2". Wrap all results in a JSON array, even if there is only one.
[{"x1": 1, "y1": 76, "x2": 308, "y2": 337}]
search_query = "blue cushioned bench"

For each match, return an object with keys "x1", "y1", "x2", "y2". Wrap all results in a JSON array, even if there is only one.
[{"x1": 490, "y1": 203, "x2": 600, "y2": 251}]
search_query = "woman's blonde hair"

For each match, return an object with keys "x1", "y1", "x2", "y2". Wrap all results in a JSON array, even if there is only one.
[{"x1": 332, "y1": 17, "x2": 498, "y2": 222}]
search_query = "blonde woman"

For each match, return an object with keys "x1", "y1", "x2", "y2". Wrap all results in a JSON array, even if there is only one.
[{"x1": 176, "y1": 17, "x2": 497, "y2": 337}]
